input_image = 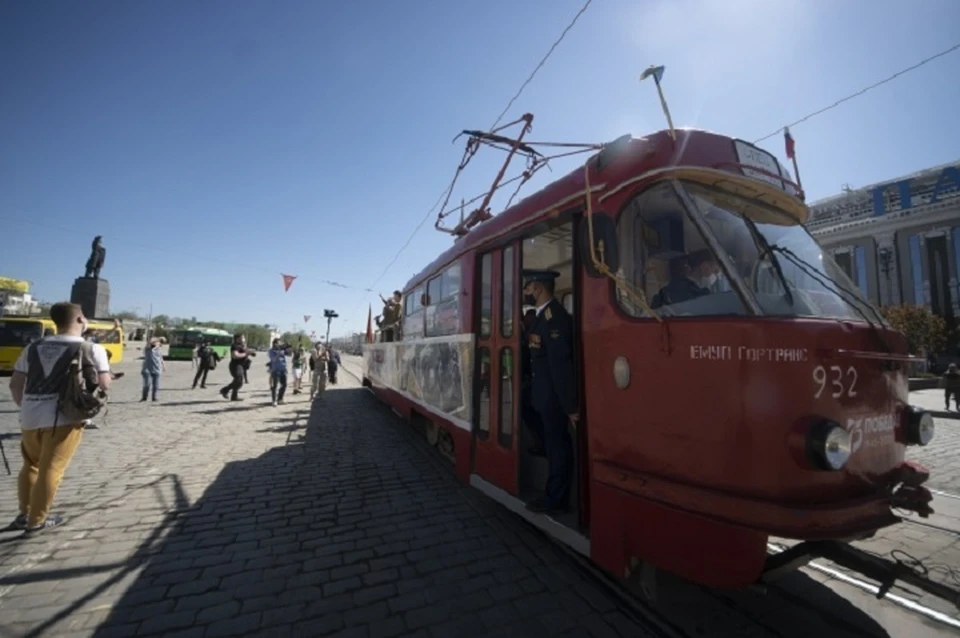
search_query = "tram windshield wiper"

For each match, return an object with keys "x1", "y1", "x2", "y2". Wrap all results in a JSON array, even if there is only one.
[
  {"x1": 743, "y1": 217, "x2": 794, "y2": 307},
  {"x1": 764, "y1": 243, "x2": 892, "y2": 352}
]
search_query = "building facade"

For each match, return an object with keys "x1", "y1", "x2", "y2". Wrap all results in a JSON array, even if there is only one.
[{"x1": 807, "y1": 162, "x2": 960, "y2": 324}]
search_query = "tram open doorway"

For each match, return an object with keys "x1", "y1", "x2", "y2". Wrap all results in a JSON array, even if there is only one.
[{"x1": 519, "y1": 218, "x2": 582, "y2": 532}]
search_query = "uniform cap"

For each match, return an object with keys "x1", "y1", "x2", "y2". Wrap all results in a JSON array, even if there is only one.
[{"x1": 521, "y1": 269, "x2": 560, "y2": 285}]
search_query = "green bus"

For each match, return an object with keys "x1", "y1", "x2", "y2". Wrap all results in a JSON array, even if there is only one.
[{"x1": 167, "y1": 327, "x2": 233, "y2": 361}]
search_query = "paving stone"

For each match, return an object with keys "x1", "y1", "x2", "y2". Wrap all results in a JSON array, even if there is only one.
[{"x1": 0, "y1": 353, "x2": 656, "y2": 638}]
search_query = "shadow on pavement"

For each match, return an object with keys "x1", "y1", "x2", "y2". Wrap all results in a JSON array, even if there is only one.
[{"x1": 90, "y1": 386, "x2": 505, "y2": 638}]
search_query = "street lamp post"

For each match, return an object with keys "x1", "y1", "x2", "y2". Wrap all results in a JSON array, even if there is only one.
[
  {"x1": 878, "y1": 247, "x2": 893, "y2": 306},
  {"x1": 323, "y1": 309, "x2": 338, "y2": 346}
]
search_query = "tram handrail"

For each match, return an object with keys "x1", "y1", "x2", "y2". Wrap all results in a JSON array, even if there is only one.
[{"x1": 583, "y1": 158, "x2": 663, "y2": 322}]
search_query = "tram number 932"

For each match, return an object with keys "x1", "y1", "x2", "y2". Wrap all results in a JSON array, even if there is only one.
[{"x1": 813, "y1": 365, "x2": 858, "y2": 399}]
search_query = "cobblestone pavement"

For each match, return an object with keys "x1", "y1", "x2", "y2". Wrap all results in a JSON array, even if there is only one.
[{"x1": 0, "y1": 347, "x2": 657, "y2": 638}]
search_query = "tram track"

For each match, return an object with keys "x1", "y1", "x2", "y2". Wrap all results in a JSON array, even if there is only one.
[{"x1": 344, "y1": 363, "x2": 960, "y2": 636}]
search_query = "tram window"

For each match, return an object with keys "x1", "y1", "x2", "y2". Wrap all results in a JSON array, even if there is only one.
[
  {"x1": 501, "y1": 246, "x2": 515, "y2": 338},
  {"x1": 616, "y1": 182, "x2": 748, "y2": 318},
  {"x1": 404, "y1": 285, "x2": 425, "y2": 340},
  {"x1": 426, "y1": 276, "x2": 441, "y2": 308},
  {"x1": 477, "y1": 347, "x2": 491, "y2": 438},
  {"x1": 426, "y1": 263, "x2": 462, "y2": 338},
  {"x1": 479, "y1": 253, "x2": 493, "y2": 338},
  {"x1": 498, "y1": 347, "x2": 514, "y2": 448},
  {"x1": 562, "y1": 292, "x2": 573, "y2": 315}
]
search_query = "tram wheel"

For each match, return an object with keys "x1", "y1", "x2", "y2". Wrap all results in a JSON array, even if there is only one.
[
  {"x1": 425, "y1": 420, "x2": 439, "y2": 447},
  {"x1": 437, "y1": 428, "x2": 455, "y2": 463}
]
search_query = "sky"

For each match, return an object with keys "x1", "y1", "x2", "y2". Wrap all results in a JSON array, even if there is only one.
[{"x1": 1, "y1": 0, "x2": 958, "y2": 337}]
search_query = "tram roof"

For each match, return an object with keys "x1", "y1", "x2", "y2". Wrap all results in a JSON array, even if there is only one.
[{"x1": 404, "y1": 127, "x2": 791, "y2": 292}]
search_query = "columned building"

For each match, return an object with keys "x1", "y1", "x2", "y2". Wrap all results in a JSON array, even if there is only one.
[{"x1": 807, "y1": 161, "x2": 960, "y2": 324}]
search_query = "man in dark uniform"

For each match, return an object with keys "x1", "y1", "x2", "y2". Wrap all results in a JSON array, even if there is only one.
[
  {"x1": 521, "y1": 269, "x2": 578, "y2": 515},
  {"x1": 651, "y1": 249, "x2": 719, "y2": 308},
  {"x1": 520, "y1": 309, "x2": 545, "y2": 456}
]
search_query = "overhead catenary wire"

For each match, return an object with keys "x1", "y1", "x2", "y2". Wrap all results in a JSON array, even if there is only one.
[
  {"x1": 752, "y1": 41, "x2": 960, "y2": 144},
  {"x1": 348, "y1": 0, "x2": 595, "y2": 320}
]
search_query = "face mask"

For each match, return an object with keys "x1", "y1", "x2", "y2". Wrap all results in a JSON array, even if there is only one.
[
  {"x1": 523, "y1": 294, "x2": 537, "y2": 306},
  {"x1": 80, "y1": 319, "x2": 89, "y2": 334},
  {"x1": 699, "y1": 273, "x2": 718, "y2": 289}
]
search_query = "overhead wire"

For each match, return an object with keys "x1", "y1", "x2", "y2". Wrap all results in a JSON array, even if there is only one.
[
  {"x1": 348, "y1": 0, "x2": 595, "y2": 322},
  {"x1": 752, "y1": 41, "x2": 960, "y2": 144}
]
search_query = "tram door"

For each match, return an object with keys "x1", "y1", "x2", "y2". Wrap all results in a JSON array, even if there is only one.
[{"x1": 472, "y1": 242, "x2": 521, "y2": 495}]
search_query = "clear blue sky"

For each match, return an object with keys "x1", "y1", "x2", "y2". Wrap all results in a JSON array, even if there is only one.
[{"x1": 1, "y1": 0, "x2": 958, "y2": 337}]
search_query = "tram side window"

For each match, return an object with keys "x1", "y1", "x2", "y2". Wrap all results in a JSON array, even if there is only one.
[
  {"x1": 501, "y1": 247, "x2": 515, "y2": 338},
  {"x1": 477, "y1": 347, "x2": 491, "y2": 438},
  {"x1": 479, "y1": 254, "x2": 492, "y2": 338},
  {"x1": 498, "y1": 347, "x2": 514, "y2": 448},
  {"x1": 616, "y1": 183, "x2": 748, "y2": 317},
  {"x1": 404, "y1": 285, "x2": 425, "y2": 340},
  {"x1": 426, "y1": 262, "x2": 461, "y2": 337}
]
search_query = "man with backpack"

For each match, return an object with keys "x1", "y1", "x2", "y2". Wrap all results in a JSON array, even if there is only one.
[
  {"x1": 6, "y1": 302, "x2": 111, "y2": 535},
  {"x1": 192, "y1": 340, "x2": 219, "y2": 389}
]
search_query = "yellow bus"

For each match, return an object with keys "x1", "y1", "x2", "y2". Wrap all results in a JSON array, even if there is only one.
[{"x1": 0, "y1": 316, "x2": 125, "y2": 372}]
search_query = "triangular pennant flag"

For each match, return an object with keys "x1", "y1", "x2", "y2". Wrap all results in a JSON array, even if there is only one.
[
  {"x1": 282, "y1": 274, "x2": 296, "y2": 291},
  {"x1": 304, "y1": 315, "x2": 311, "y2": 323}
]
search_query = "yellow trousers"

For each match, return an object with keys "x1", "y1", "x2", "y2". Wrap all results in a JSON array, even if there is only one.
[{"x1": 19, "y1": 425, "x2": 84, "y2": 527}]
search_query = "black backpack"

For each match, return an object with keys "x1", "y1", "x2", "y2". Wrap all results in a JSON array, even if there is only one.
[{"x1": 28, "y1": 340, "x2": 108, "y2": 425}]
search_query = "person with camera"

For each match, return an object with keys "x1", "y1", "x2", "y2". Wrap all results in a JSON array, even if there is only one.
[{"x1": 219, "y1": 333, "x2": 254, "y2": 401}]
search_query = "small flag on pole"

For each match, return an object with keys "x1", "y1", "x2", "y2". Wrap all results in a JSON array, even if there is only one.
[
  {"x1": 282, "y1": 274, "x2": 296, "y2": 291},
  {"x1": 366, "y1": 305, "x2": 375, "y2": 344},
  {"x1": 304, "y1": 315, "x2": 311, "y2": 323},
  {"x1": 784, "y1": 126, "x2": 796, "y2": 160}
]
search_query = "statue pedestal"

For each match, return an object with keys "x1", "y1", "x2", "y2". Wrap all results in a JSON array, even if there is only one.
[{"x1": 70, "y1": 277, "x2": 110, "y2": 319}]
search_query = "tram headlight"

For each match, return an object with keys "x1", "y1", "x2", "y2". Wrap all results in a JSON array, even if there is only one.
[
  {"x1": 807, "y1": 420, "x2": 851, "y2": 471},
  {"x1": 903, "y1": 406, "x2": 935, "y2": 446}
]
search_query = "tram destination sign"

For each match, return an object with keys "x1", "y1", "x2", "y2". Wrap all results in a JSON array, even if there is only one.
[{"x1": 732, "y1": 140, "x2": 799, "y2": 196}]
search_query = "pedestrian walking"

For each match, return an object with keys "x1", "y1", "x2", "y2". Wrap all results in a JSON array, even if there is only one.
[
  {"x1": 268, "y1": 339, "x2": 289, "y2": 406},
  {"x1": 309, "y1": 343, "x2": 328, "y2": 401},
  {"x1": 291, "y1": 345, "x2": 305, "y2": 394},
  {"x1": 192, "y1": 340, "x2": 219, "y2": 389},
  {"x1": 220, "y1": 334, "x2": 251, "y2": 401},
  {"x1": 141, "y1": 337, "x2": 165, "y2": 402}
]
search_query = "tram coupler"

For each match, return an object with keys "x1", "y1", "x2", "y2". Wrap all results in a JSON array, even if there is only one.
[{"x1": 763, "y1": 540, "x2": 960, "y2": 610}]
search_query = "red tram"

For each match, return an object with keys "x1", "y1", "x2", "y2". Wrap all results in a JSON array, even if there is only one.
[{"x1": 361, "y1": 121, "x2": 948, "y2": 602}]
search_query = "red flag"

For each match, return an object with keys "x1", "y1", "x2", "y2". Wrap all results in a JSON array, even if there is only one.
[
  {"x1": 304, "y1": 315, "x2": 311, "y2": 323},
  {"x1": 282, "y1": 274, "x2": 296, "y2": 291},
  {"x1": 784, "y1": 126, "x2": 795, "y2": 160},
  {"x1": 366, "y1": 305, "x2": 374, "y2": 344}
]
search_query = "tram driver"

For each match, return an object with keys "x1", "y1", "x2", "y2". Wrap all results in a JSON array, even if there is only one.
[{"x1": 651, "y1": 249, "x2": 720, "y2": 309}]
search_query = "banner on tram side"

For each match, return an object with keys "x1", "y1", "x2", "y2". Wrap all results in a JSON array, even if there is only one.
[{"x1": 364, "y1": 334, "x2": 474, "y2": 426}]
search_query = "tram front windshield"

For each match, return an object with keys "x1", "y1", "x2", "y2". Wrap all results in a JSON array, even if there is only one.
[
  {"x1": 614, "y1": 180, "x2": 884, "y2": 323},
  {"x1": 682, "y1": 181, "x2": 883, "y2": 323}
]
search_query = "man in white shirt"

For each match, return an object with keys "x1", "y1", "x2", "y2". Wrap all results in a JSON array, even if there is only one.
[{"x1": 7, "y1": 302, "x2": 112, "y2": 534}]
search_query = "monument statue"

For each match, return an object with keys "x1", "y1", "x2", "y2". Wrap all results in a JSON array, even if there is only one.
[{"x1": 84, "y1": 236, "x2": 106, "y2": 279}]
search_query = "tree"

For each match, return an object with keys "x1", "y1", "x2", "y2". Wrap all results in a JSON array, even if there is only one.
[
  {"x1": 281, "y1": 331, "x2": 313, "y2": 349},
  {"x1": 152, "y1": 314, "x2": 171, "y2": 328},
  {"x1": 880, "y1": 305, "x2": 948, "y2": 355}
]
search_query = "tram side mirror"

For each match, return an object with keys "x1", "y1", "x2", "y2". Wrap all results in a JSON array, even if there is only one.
[{"x1": 580, "y1": 213, "x2": 619, "y2": 278}]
